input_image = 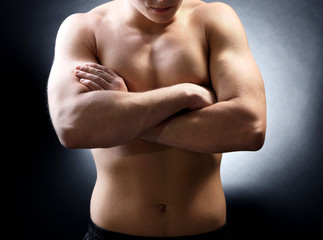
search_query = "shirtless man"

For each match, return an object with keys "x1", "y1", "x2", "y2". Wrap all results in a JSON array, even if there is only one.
[{"x1": 48, "y1": 0, "x2": 266, "y2": 239}]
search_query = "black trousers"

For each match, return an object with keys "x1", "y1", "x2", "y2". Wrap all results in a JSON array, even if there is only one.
[{"x1": 83, "y1": 219, "x2": 231, "y2": 240}]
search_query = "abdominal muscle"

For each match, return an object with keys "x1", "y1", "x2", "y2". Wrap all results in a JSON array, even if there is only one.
[{"x1": 89, "y1": 139, "x2": 226, "y2": 237}]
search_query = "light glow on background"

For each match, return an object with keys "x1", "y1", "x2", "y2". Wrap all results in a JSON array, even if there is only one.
[{"x1": 15, "y1": 0, "x2": 322, "y2": 238}]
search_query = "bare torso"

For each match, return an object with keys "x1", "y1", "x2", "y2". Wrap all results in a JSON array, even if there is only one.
[{"x1": 88, "y1": 1, "x2": 226, "y2": 237}]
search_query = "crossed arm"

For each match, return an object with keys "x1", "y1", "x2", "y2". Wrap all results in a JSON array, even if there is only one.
[{"x1": 48, "y1": 5, "x2": 266, "y2": 154}]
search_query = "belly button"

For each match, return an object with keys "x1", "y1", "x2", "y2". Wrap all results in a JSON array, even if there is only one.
[{"x1": 158, "y1": 203, "x2": 167, "y2": 212}]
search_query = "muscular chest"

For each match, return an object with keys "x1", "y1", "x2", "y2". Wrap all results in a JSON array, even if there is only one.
[{"x1": 96, "y1": 25, "x2": 210, "y2": 92}]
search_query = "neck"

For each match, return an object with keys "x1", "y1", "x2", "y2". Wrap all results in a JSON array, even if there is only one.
[{"x1": 123, "y1": 0, "x2": 174, "y2": 34}]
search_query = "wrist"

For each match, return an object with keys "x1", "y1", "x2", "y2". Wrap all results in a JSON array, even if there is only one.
[
  {"x1": 162, "y1": 83, "x2": 194, "y2": 110},
  {"x1": 178, "y1": 83, "x2": 204, "y2": 110},
  {"x1": 175, "y1": 83, "x2": 197, "y2": 107}
]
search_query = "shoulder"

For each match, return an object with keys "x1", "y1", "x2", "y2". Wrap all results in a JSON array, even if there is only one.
[
  {"x1": 55, "y1": 2, "x2": 114, "y2": 49},
  {"x1": 56, "y1": 13, "x2": 98, "y2": 47},
  {"x1": 54, "y1": 11, "x2": 104, "y2": 60},
  {"x1": 193, "y1": 2, "x2": 243, "y2": 31},
  {"x1": 192, "y1": 2, "x2": 239, "y2": 25},
  {"x1": 58, "y1": 1, "x2": 116, "y2": 37},
  {"x1": 58, "y1": 12, "x2": 100, "y2": 36},
  {"x1": 191, "y1": 2, "x2": 248, "y2": 49}
]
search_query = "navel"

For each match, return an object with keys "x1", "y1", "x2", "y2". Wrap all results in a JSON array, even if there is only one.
[{"x1": 158, "y1": 203, "x2": 167, "y2": 212}]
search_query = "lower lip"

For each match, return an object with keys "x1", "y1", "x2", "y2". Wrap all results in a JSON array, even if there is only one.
[{"x1": 150, "y1": 6, "x2": 173, "y2": 14}]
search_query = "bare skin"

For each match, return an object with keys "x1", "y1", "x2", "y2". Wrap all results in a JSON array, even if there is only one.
[{"x1": 48, "y1": 0, "x2": 266, "y2": 237}]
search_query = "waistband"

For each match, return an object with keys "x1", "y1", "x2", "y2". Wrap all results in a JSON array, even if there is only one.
[{"x1": 86, "y1": 218, "x2": 230, "y2": 240}]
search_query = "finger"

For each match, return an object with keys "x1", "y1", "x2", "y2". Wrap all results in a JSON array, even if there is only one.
[
  {"x1": 74, "y1": 70, "x2": 110, "y2": 90},
  {"x1": 84, "y1": 63, "x2": 118, "y2": 77},
  {"x1": 79, "y1": 65, "x2": 112, "y2": 80},
  {"x1": 80, "y1": 79, "x2": 103, "y2": 91}
]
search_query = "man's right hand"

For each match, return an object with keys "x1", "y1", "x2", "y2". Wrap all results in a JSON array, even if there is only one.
[
  {"x1": 182, "y1": 83, "x2": 217, "y2": 111},
  {"x1": 74, "y1": 63, "x2": 128, "y2": 92}
]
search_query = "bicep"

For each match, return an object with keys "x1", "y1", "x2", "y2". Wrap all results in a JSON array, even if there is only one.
[
  {"x1": 206, "y1": 3, "x2": 265, "y2": 106},
  {"x1": 48, "y1": 14, "x2": 98, "y2": 102},
  {"x1": 211, "y1": 51, "x2": 265, "y2": 105}
]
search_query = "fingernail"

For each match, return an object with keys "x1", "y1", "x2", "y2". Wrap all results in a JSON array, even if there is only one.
[{"x1": 75, "y1": 70, "x2": 81, "y2": 74}]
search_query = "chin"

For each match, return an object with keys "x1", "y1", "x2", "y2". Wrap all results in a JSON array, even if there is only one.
[
  {"x1": 148, "y1": 14, "x2": 175, "y2": 24},
  {"x1": 152, "y1": 18, "x2": 173, "y2": 24},
  {"x1": 145, "y1": 9, "x2": 177, "y2": 24}
]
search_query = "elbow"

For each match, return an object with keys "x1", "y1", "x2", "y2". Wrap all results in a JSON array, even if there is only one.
[
  {"x1": 247, "y1": 120, "x2": 266, "y2": 151},
  {"x1": 55, "y1": 122, "x2": 125, "y2": 149},
  {"x1": 51, "y1": 111, "x2": 86, "y2": 149},
  {"x1": 56, "y1": 125, "x2": 83, "y2": 149},
  {"x1": 203, "y1": 125, "x2": 266, "y2": 154},
  {"x1": 50, "y1": 99, "x2": 94, "y2": 149},
  {"x1": 240, "y1": 100, "x2": 267, "y2": 152}
]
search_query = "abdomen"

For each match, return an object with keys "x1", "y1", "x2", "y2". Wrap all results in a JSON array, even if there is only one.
[{"x1": 90, "y1": 139, "x2": 226, "y2": 237}]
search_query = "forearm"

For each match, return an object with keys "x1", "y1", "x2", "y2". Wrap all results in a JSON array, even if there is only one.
[
  {"x1": 54, "y1": 84, "x2": 193, "y2": 149},
  {"x1": 142, "y1": 98, "x2": 266, "y2": 154}
]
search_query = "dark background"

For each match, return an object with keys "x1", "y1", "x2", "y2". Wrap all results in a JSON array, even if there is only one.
[{"x1": 10, "y1": 0, "x2": 323, "y2": 239}]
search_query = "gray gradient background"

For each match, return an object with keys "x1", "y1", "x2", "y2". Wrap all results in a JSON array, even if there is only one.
[{"x1": 11, "y1": 0, "x2": 322, "y2": 239}]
